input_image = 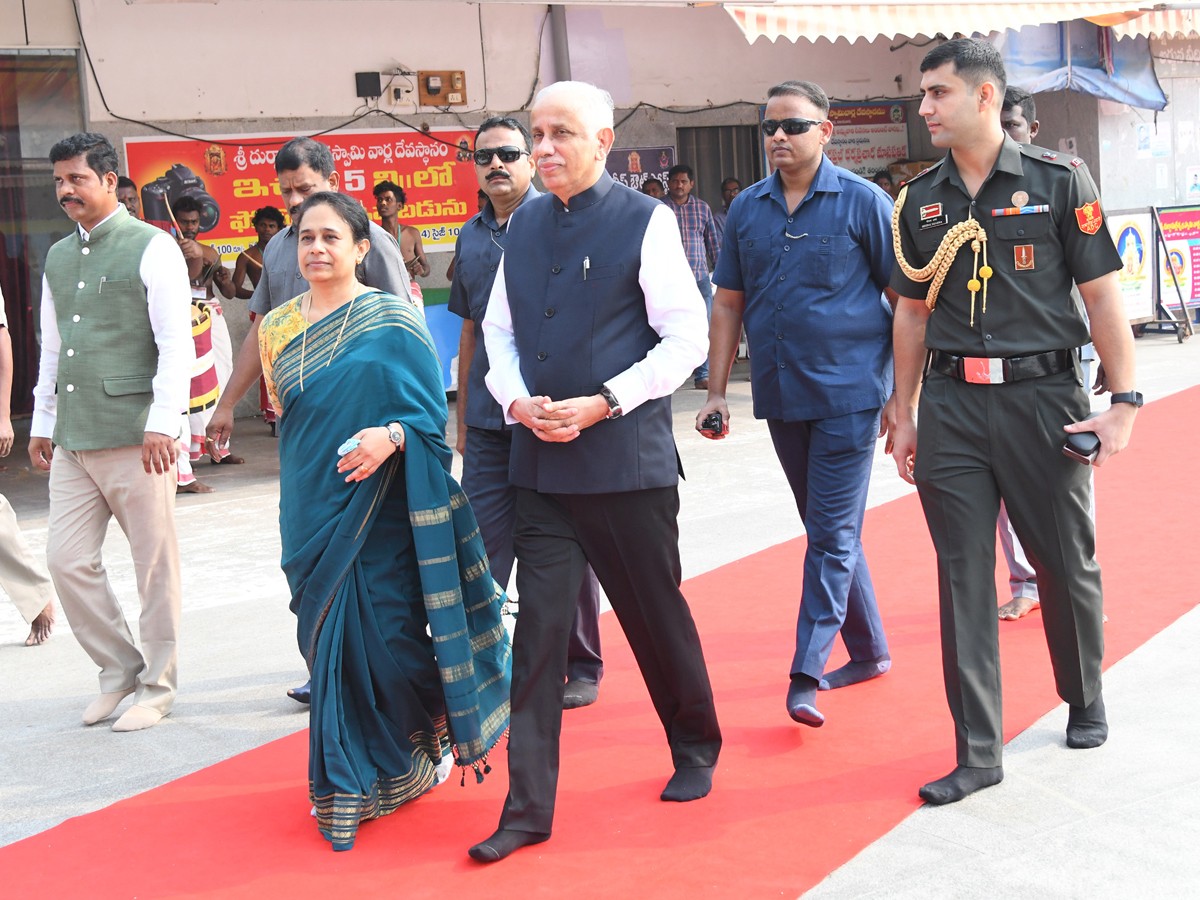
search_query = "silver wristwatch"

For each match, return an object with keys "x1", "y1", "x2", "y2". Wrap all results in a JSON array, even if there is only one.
[{"x1": 599, "y1": 386, "x2": 622, "y2": 419}]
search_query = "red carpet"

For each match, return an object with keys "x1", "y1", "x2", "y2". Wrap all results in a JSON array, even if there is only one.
[{"x1": 4, "y1": 388, "x2": 1197, "y2": 899}]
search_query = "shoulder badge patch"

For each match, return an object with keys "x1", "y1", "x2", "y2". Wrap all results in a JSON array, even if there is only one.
[
  {"x1": 1070, "y1": 158, "x2": 1085, "y2": 168},
  {"x1": 1042, "y1": 151, "x2": 1058, "y2": 160},
  {"x1": 1075, "y1": 200, "x2": 1104, "y2": 235}
]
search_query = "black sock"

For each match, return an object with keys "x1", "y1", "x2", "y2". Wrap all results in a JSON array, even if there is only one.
[
  {"x1": 918, "y1": 765, "x2": 1004, "y2": 805},
  {"x1": 1067, "y1": 693, "x2": 1108, "y2": 749},
  {"x1": 467, "y1": 828, "x2": 550, "y2": 863},
  {"x1": 819, "y1": 655, "x2": 892, "y2": 690},
  {"x1": 661, "y1": 766, "x2": 715, "y2": 802},
  {"x1": 786, "y1": 673, "x2": 823, "y2": 726}
]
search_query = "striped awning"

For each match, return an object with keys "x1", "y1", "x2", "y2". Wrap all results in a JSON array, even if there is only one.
[
  {"x1": 1109, "y1": 7, "x2": 1200, "y2": 37},
  {"x1": 724, "y1": 3, "x2": 1160, "y2": 44}
]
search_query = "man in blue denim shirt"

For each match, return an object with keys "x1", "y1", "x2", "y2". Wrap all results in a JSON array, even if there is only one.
[
  {"x1": 448, "y1": 116, "x2": 604, "y2": 710},
  {"x1": 697, "y1": 80, "x2": 895, "y2": 728}
]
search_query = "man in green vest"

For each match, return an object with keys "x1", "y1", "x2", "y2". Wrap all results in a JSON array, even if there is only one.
[{"x1": 29, "y1": 132, "x2": 192, "y2": 732}]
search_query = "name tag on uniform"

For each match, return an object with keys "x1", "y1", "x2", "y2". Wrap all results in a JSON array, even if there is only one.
[{"x1": 919, "y1": 202, "x2": 948, "y2": 230}]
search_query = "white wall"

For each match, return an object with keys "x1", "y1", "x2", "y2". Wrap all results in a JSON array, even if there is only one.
[
  {"x1": 76, "y1": 1, "x2": 541, "y2": 121},
  {"x1": 1, "y1": 1, "x2": 1179, "y2": 211},
  {"x1": 1097, "y1": 35, "x2": 1200, "y2": 211},
  {"x1": 61, "y1": 2, "x2": 923, "y2": 125},
  {"x1": 565, "y1": 6, "x2": 927, "y2": 107},
  {"x1": 0, "y1": 0, "x2": 77, "y2": 48}
]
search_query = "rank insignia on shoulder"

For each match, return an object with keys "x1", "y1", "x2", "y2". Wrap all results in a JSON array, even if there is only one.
[
  {"x1": 1075, "y1": 200, "x2": 1104, "y2": 235},
  {"x1": 906, "y1": 161, "x2": 941, "y2": 184},
  {"x1": 1015, "y1": 244, "x2": 1035, "y2": 270},
  {"x1": 1042, "y1": 151, "x2": 1057, "y2": 160},
  {"x1": 1071, "y1": 158, "x2": 1085, "y2": 168}
]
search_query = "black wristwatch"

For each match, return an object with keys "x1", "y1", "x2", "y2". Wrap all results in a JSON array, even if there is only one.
[
  {"x1": 599, "y1": 385, "x2": 623, "y2": 419},
  {"x1": 1109, "y1": 391, "x2": 1143, "y2": 408}
]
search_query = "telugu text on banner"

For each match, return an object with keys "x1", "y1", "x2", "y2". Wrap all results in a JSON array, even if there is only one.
[
  {"x1": 1157, "y1": 204, "x2": 1200, "y2": 309},
  {"x1": 825, "y1": 103, "x2": 909, "y2": 177},
  {"x1": 124, "y1": 128, "x2": 477, "y2": 259}
]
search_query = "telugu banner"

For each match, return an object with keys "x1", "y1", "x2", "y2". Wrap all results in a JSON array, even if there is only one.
[
  {"x1": 826, "y1": 103, "x2": 909, "y2": 177},
  {"x1": 124, "y1": 128, "x2": 478, "y2": 258},
  {"x1": 1156, "y1": 204, "x2": 1200, "y2": 309}
]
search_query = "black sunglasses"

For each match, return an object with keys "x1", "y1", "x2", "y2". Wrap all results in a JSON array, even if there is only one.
[
  {"x1": 760, "y1": 118, "x2": 825, "y2": 136},
  {"x1": 473, "y1": 146, "x2": 529, "y2": 165}
]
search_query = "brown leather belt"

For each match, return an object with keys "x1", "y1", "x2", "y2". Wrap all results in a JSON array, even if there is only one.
[{"x1": 926, "y1": 348, "x2": 1075, "y2": 385}]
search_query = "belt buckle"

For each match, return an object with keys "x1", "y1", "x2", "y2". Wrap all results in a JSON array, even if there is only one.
[{"x1": 962, "y1": 356, "x2": 1005, "y2": 385}]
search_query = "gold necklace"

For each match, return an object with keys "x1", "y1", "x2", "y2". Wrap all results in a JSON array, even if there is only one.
[{"x1": 298, "y1": 290, "x2": 358, "y2": 391}]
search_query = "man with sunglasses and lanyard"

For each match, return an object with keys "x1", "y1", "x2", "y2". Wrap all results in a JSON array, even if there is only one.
[
  {"x1": 448, "y1": 116, "x2": 604, "y2": 710},
  {"x1": 697, "y1": 80, "x2": 895, "y2": 729}
]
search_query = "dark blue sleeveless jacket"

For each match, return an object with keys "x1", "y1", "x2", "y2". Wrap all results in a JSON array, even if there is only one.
[{"x1": 502, "y1": 172, "x2": 679, "y2": 494}]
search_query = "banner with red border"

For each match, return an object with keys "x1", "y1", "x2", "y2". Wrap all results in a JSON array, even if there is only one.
[{"x1": 124, "y1": 128, "x2": 478, "y2": 259}]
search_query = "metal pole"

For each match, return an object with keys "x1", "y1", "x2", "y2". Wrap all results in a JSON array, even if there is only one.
[{"x1": 549, "y1": 5, "x2": 571, "y2": 82}]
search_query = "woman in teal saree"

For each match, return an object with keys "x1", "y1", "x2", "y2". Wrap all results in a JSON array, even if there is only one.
[{"x1": 259, "y1": 192, "x2": 510, "y2": 851}]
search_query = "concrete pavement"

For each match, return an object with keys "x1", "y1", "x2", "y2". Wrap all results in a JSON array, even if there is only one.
[{"x1": 0, "y1": 333, "x2": 1196, "y2": 896}]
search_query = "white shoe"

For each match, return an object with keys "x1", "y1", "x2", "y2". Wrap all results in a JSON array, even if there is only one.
[{"x1": 435, "y1": 752, "x2": 455, "y2": 786}]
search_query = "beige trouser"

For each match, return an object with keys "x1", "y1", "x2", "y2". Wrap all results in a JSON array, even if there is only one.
[
  {"x1": 47, "y1": 446, "x2": 181, "y2": 714},
  {"x1": 0, "y1": 493, "x2": 56, "y2": 623}
]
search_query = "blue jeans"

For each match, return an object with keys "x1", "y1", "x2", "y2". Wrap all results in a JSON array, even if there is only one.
[{"x1": 767, "y1": 410, "x2": 889, "y2": 679}]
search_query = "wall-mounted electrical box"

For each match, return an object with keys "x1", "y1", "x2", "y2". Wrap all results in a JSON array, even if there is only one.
[
  {"x1": 354, "y1": 71, "x2": 382, "y2": 100},
  {"x1": 417, "y1": 70, "x2": 466, "y2": 106}
]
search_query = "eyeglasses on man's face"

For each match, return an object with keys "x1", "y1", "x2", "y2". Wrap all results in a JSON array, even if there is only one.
[
  {"x1": 473, "y1": 146, "x2": 530, "y2": 166},
  {"x1": 760, "y1": 118, "x2": 825, "y2": 137}
]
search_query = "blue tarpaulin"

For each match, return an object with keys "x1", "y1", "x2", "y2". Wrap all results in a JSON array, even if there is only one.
[{"x1": 995, "y1": 21, "x2": 1167, "y2": 111}]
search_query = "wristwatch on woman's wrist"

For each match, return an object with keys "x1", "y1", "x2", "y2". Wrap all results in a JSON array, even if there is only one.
[{"x1": 386, "y1": 424, "x2": 404, "y2": 446}]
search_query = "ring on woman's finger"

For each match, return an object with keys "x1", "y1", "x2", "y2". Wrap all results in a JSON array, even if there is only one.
[{"x1": 360, "y1": 464, "x2": 370, "y2": 471}]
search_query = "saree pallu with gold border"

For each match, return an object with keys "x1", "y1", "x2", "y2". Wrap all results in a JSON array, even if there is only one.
[{"x1": 261, "y1": 291, "x2": 510, "y2": 851}]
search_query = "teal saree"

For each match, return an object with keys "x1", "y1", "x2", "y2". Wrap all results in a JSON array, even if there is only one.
[{"x1": 262, "y1": 291, "x2": 510, "y2": 851}]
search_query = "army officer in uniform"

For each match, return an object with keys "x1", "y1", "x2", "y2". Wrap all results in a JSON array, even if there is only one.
[{"x1": 889, "y1": 38, "x2": 1139, "y2": 805}]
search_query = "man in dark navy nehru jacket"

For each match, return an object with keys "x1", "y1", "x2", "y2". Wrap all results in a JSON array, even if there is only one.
[
  {"x1": 468, "y1": 80, "x2": 722, "y2": 863},
  {"x1": 449, "y1": 115, "x2": 605, "y2": 711}
]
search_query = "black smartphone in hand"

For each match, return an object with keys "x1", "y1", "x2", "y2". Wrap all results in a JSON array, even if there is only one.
[{"x1": 1062, "y1": 412, "x2": 1100, "y2": 465}]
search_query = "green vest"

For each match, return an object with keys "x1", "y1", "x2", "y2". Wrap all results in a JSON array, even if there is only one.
[{"x1": 44, "y1": 207, "x2": 165, "y2": 450}]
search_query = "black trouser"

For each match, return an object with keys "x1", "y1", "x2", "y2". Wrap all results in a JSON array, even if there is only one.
[
  {"x1": 498, "y1": 486, "x2": 722, "y2": 834},
  {"x1": 914, "y1": 370, "x2": 1104, "y2": 767}
]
